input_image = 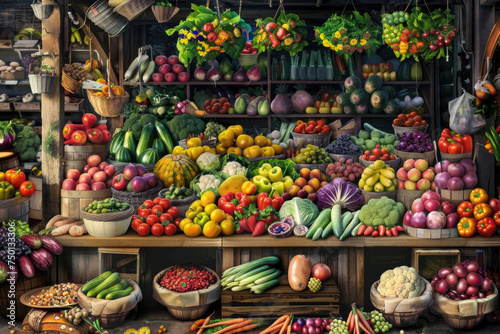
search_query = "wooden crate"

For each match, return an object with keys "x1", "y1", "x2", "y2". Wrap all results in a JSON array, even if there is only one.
[
  {"x1": 65, "y1": 99, "x2": 85, "y2": 112},
  {"x1": 98, "y1": 247, "x2": 146, "y2": 287},
  {"x1": 28, "y1": 174, "x2": 42, "y2": 220},
  {"x1": 13, "y1": 102, "x2": 40, "y2": 112},
  {"x1": 221, "y1": 247, "x2": 340, "y2": 318},
  {"x1": 0, "y1": 102, "x2": 12, "y2": 112},
  {"x1": 411, "y1": 248, "x2": 460, "y2": 280}
]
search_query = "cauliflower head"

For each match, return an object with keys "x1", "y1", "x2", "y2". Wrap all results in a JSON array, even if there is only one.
[
  {"x1": 377, "y1": 265, "x2": 424, "y2": 298},
  {"x1": 222, "y1": 161, "x2": 247, "y2": 178}
]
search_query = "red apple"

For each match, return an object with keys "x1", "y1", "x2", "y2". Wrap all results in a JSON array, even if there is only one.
[
  {"x1": 154, "y1": 55, "x2": 168, "y2": 66},
  {"x1": 93, "y1": 171, "x2": 107, "y2": 183},
  {"x1": 98, "y1": 161, "x2": 109, "y2": 171},
  {"x1": 312, "y1": 263, "x2": 331, "y2": 282},
  {"x1": 172, "y1": 64, "x2": 185, "y2": 74},
  {"x1": 159, "y1": 64, "x2": 171, "y2": 74},
  {"x1": 62, "y1": 179, "x2": 77, "y2": 190},
  {"x1": 164, "y1": 72, "x2": 177, "y2": 82},
  {"x1": 92, "y1": 181, "x2": 106, "y2": 191},
  {"x1": 167, "y1": 55, "x2": 180, "y2": 66},
  {"x1": 66, "y1": 169, "x2": 80, "y2": 182},
  {"x1": 105, "y1": 178, "x2": 113, "y2": 188},
  {"x1": 112, "y1": 174, "x2": 128, "y2": 190},
  {"x1": 104, "y1": 164, "x2": 116, "y2": 177},
  {"x1": 83, "y1": 164, "x2": 90, "y2": 173},
  {"x1": 87, "y1": 167, "x2": 100, "y2": 178},
  {"x1": 89, "y1": 179, "x2": 95, "y2": 187},
  {"x1": 87, "y1": 154, "x2": 101, "y2": 167},
  {"x1": 76, "y1": 183, "x2": 90, "y2": 191},
  {"x1": 151, "y1": 73, "x2": 164, "y2": 82},
  {"x1": 178, "y1": 72, "x2": 189, "y2": 82},
  {"x1": 78, "y1": 173, "x2": 91, "y2": 184}
]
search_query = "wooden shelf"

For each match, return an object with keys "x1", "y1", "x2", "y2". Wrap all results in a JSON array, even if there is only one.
[
  {"x1": 270, "y1": 80, "x2": 344, "y2": 84},
  {"x1": 204, "y1": 114, "x2": 268, "y2": 119},
  {"x1": 269, "y1": 113, "x2": 432, "y2": 118},
  {"x1": 123, "y1": 81, "x2": 267, "y2": 86}
]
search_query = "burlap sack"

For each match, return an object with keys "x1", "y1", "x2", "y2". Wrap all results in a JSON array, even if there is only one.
[
  {"x1": 432, "y1": 285, "x2": 498, "y2": 318},
  {"x1": 370, "y1": 279, "x2": 434, "y2": 314}
]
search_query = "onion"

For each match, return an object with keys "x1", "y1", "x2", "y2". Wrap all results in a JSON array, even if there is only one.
[
  {"x1": 447, "y1": 176, "x2": 464, "y2": 190},
  {"x1": 246, "y1": 64, "x2": 262, "y2": 82},
  {"x1": 435, "y1": 279, "x2": 449, "y2": 294},
  {"x1": 434, "y1": 172, "x2": 451, "y2": 189},
  {"x1": 206, "y1": 60, "x2": 222, "y2": 82},
  {"x1": 403, "y1": 210, "x2": 413, "y2": 226},
  {"x1": 466, "y1": 272, "x2": 483, "y2": 287},
  {"x1": 438, "y1": 267, "x2": 453, "y2": 279},
  {"x1": 446, "y1": 213, "x2": 460, "y2": 228},
  {"x1": 459, "y1": 158, "x2": 477, "y2": 174},
  {"x1": 426, "y1": 211, "x2": 446, "y2": 229},
  {"x1": 482, "y1": 277, "x2": 492, "y2": 292},
  {"x1": 194, "y1": 66, "x2": 207, "y2": 81},
  {"x1": 233, "y1": 66, "x2": 248, "y2": 82},
  {"x1": 453, "y1": 264, "x2": 467, "y2": 278},
  {"x1": 465, "y1": 261, "x2": 479, "y2": 273},
  {"x1": 411, "y1": 211, "x2": 427, "y2": 228},
  {"x1": 435, "y1": 160, "x2": 451, "y2": 174},
  {"x1": 466, "y1": 285, "x2": 479, "y2": 296},
  {"x1": 446, "y1": 273, "x2": 458, "y2": 287},
  {"x1": 463, "y1": 172, "x2": 478, "y2": 189},
  {"x1": 424, "y1": 199, "x2": 441, "y2": 212},
  {"x1": 448, "y1": 163, "x2": 465, "y2": 178},
  {"x1": 456, "y1": 278, "x2": 468, "y2": 293}
]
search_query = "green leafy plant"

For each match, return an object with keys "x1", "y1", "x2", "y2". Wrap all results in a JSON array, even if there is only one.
[{"x1": 154, "y1": 1, "x2": 172, "y2": 7}]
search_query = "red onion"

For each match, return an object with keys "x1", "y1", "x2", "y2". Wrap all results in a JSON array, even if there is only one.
[
  {"x1": 438, "y1": 267, "x2": 453, "y2": 279},
  {"x1": 424, "y1": 199, "x2": 441, "y2": 212},
  {"x1": 446, "y1": 213, "x2": 460, "y2": 228},
  {"x1": 403, "y1": 210, "x2": 413, "y2": 226},
  {"x1": 465, "y1": 261, "x2": 479, "y2": 273},
  {"x1": 434, "y1": 160, "x2": 451, "y2": 174},
  {"x1": 411, "y1": 212, "x2": 427, "y2": 228},
  {"x1": 453, "y1": 264, "x2": 467, "y2": 278},
  {"x1": 456, "y1": 278, "x2": 468, "y2": 293},
  {"x1": 446, "y1": 273, "x2": 458, "y2": 287},
  {"x1": 448, "y1": 163, "x2": 465, "y2": 178},
  {"x1": 463, "y1": 172, "x2": 478, "y2": 189},
  {"x1": 426, "y1": 211, "x2": 446, "y2": 229},
  {"x1": 459, "y1": 158, "x2": 476, "y2": 174},
  {"x1": 466, "y1": 272, "x2": 483, "y2": 287},
  {"x1": 466, "y1": 285, "x2": 479, "y2": 296},
  {"x1": 434, "y1": 172, "x2": 451, "y2": 189},
  {"x1": 447, "y1": 176, "x2": 465, "y2": 190}
]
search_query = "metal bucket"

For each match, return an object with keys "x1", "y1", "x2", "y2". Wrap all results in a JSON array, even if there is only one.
[
  {"x1": 87, "y1": 0, "x2": 128, "y2": 37},
  {"x1": 29, "y1": 74, "x2": 57, "y2": 94},
  {"x1": 31, "y1": 2, "x2": 54, "y2": 20}
]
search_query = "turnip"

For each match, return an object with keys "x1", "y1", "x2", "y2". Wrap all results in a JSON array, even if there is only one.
[
  {"x1": 291, "y1": 85, "x2": 313, "y2": 113},
  {"x1": 271, "y1": 85, "x2": 292, "y2": 114}
]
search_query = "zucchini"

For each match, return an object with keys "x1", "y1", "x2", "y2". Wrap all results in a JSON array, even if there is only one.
[
  {"x1": 109, "y1": 131, "x2": 126, "y2": 156},
  {"x1": 340, "y1": 211, "x2": 361, "y2": 241},
  {"x1": 312, "y1": 227, "x2": 323, "y2": 241},
  {"x1": 123, "y1": 130, "x2": 136, "y2": 159},
  {"x1": 330, "y1": 204, "x2": 343, "y2": 238},
  {"x1": 115, "y1": 147, "x2": 134, "y2": 163},
  {"x1": 142, "y1": 60, "x2": 155, "y2": 83},
  {"x1": 136, "y1": 124, "x2": 156, "y2": 158},
  {"x1": 81, "y1": 271, "x2": 112, "y2": 294},
  {"x1": 86, "y1": 272, "x2": 120, "y2": 297},
  {"x1": 152, "y1": 138, "x2": 166, "y2": 155},
  {"x1": 96, "y1": 279, "x2": 129, "y2": 299},
  {"x1": 321, "y1": 219, "x2": 333, "y2": 239},
  {"x1": 105, "y1": 286, "x2": 134, "y2": 300},
  {"x1": 137, "y1": 148, "x2": 161, "y2": 164},
  {"x1": 306, "y1": 208, "x2": 331, "y2": 239},
  {"x1": 341, "y1": 212, "x2": 354, "y2": 231},
  {"x1": 155, "y1": 122, "x2": 174, "y2": 154},
  {"x1": 124, "y1": 55, "x2": 149, "y2": 81}
]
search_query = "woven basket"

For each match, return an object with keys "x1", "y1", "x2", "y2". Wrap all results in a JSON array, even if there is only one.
[
  {"x1": 158, "y1": 188, "x2": 196, "y2": 217},
  {"x1": 81, "y1": 206, "x2": 134, "y2": 237},
  {"x1": 151, "y1": 3, "x2": 179, "y2": 23},
  {"x1": 87, "y1": 90, "x2": 129, "y2": 117},
  {"x1": 361, "y1": 189, "x2": 397, "y2": 203},
  {"x1": 393, "y1": 124, "x2": 428, "y2": 137},
  {"x1": 61, "y1": 69, "x2": 82, "y2": 94},
  {"x1": 114, "y1": 0, "x2": 155, "y2": 21},
  {"x1": 370, "y1": 279, "x2": 433, "y2": 327},
  {"x1": 111, "y1": 182, "x2": 164, "y2": 210},
  {"x1": 394, "y1": 149, "x2": 435, "y2": 167},
  {"x1": 359, "y1": 157, "x2": 401, "y2": 170},
  {"x1": 328, "y1": 153, "x2": 360, "y2": 163}
]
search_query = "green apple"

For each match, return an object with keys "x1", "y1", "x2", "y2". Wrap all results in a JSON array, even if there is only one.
[
  {"x1": 258, "y1": 163, "x2": 273, "y2": 178},
  {"x1": 282, "y1": 176, "x2": 294, "y2": 191},
  {"x1": 268, "y1": 166, "x2": 283, "y2": 182},
  {"x1": 252, "y1": 175, "x2": 272, "y2": 194},
  {"x1": 272, "y1": 181, "x2": 285, "y2": 195}
]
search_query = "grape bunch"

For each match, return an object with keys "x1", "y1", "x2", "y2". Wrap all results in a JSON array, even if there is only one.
[
  {"x1": 64, "y1": 63, "x2": 87, "y2": 83},
  {"x1": 0, "y1": 227, "x2": 31, "y2": 262},
  {"x1": 329, "y1": 319, "x2": 349, "y2": 334},
  {"x1": 325, "y1": 134, "x2": 362, "y2": 155},
  {"x1": 204, "y1": 121, "x2": 226, "y2": 139},
  {"x1": 382, "y1": 11, "x2": 410, "y2": 26},
  {"x1": 369, "y1": 310, "x2": 392, "y2": 333},
  {"x1": 22, "y1": 54, "x2": 35, "y2": 71}
]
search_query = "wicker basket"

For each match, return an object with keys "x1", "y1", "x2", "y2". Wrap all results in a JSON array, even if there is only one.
[
  {"x1": 396, "y1": 189, "x2": 425, "y2": 211},
  {"x1": 361, "y1": 189, "x2": 397, "y2": 203},
  {"x1": 370, "y1": 279, "x2": 433, "y2": 327},
  {"x1": 158, "y1": 188, "x2": 196, "y2": 217},
  {"x1": 111, "y1": 182, "x2": 164, "y2": 210},
  {"x1": 327, "y1": 153, "x2": 360, "y2": 163},
  {"x1": 87, "y1": 90, "x2": 129, "y2": 117},
  {"x1": 393, "y1": 124, "x2": 428, "y2": 137},
  {"x1": 114, "y1": 0, "x2": 155, "y2": 21},
  {"x1": 440, "y1": 151, "x2": 473, "y2": 163},
  {"x1": 0, "y1": 270, "x2": 45, "y2": 320},
  {"x1": 153, "y1": 266, "x2": 221, "y2": 320},
  {"x1": 359, "y1": 157, "x2": 401, "y2": 170},
  {"x1": 437, "y1": 188, "x2": 473, "y2": 207},
  {"x1": 432, "y1": 285, "x2": 498, "y2": 329},
  {"x1": 394, "y1": 149, "x2": 435, "y2": 167},
  {"x1": 81, "y1": 206, "x2": 134, "y2": 237},
  {"x1": 179, "y1": 138, "x2": 217, "y2": 149},
  {"x1": 77, "y1": 278, "x2": 142, "y2": 328},
  {"x1": 151, "y1": 3, "x2": 179, "y2": 23},
  {"x1": 61, "y1": 69, "x2": 82, "y2": 94},
  {"x1": 403, "y1": 225, "x2": 459, "y2": 239}
]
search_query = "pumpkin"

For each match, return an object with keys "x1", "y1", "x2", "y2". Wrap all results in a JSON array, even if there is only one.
[{"x1": 154, "y1": 154, "x2": 199, "y2": 188}]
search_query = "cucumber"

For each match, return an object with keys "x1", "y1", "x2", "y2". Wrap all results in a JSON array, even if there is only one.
[
  {"x1": 321, "y1": 220, "x2": 333, "y2": 239},
  {"x1": 142, "y1": 60, "x2": 155, "y2": 83},
  {"x1": 81, "y1": 271, "x2": 112, "y2": 294},
  {"x1": 123, "y1": 130, "x2": 136, "y2": 159},
  {"x1": 312, "y1": 227, "x2": 323, "y2": 241},
  {"x1": 124, "y1": 55, "x2": 149, "y2": 81},
  {"x1": 109, "y1": 131, "x2": 126, "y2": 156},
  {"x1": 152, "y1": 138, "x2": 166, "y2": 155},
  {"x1": 136, "y1": 124, "x2": 156, "y2": 158},
  {"x1": 96, "y1": 279, "x2": 129, "y2": 299},
  {"x1": 155, "y1": 121, "x2": 174, "y2": 154},
  {"x1": 330, "y1": 204, "x2": 343, "y2": 238},
  {"x1": 306, "y1": 208, "x2": 331, "y2": 239},
  {"x1": 86, "y1": 272, "x2": 120, "y2": 297},
  {"x1": 105, "y1": 286, "x2": 134, "y2": 300},
  {"x1": 351, "y1": 222, "x2": 363, "y2": 237},
  {"x1": 340, "y1": 211, "x2": 361, "y2": 241},
  {"x1": 341, "y1": 212, "x2": 354, "y2": 231}
]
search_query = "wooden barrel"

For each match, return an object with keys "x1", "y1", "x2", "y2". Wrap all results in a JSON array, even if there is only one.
[
  {"x1": 0, "y1": 151, "x2": 20, "y2": 172},
  {"x1": 437, "y1": 188, "x2": 472, "y2": 207},
  {"x1": 394, "y1": 150, "x2": 436, "y2": 167},
  {"x1": 361, "y1": 189, "x2": 397, "y2": 204},
  {"x1": 440, "y1": 152, "x2": 473, "y2": 163},
  {"x1": 0, "y1": 270, "x2": 45, "y2": 320},
  {"x1": 396, "y1": 189, "x2": 425, "y2": 211},
  {"x1": 0, "y1": 196, "x2": 30, "y2": 222},
  {"x1": 64, "y1": 144, "x2": 107, "y2": 174},
  {"x1": 28, "y1": 174, "x2": 42, "y2": 220},
  {"x1": 61, "y1": 188, "x2": 112, "y2": 220}
]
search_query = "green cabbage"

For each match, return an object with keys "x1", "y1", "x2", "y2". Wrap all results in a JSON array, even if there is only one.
[
  {"x1": 196, "y1": 152, "x2": 220, "y2": 172},
  {"x1": 278, "y1": 197, "x2": 319, "y2": 226}
]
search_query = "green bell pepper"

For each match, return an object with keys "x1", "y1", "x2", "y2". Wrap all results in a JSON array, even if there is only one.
[
  {"x1": 0, "y1": 181, "x2": 15, "y2": 200},
  {"x1": 194, "y1": 212, "x2": 210, "y2": 227}
]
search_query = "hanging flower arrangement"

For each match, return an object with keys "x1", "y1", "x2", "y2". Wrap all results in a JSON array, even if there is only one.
[
  {"x1": 314, "y1": 11, "x2": 381, "y2": 58},
  {"x1": 166, "y1": 4, "x2": 251, "y2": 67},
  {"x1": 382, "y1": 7, "x2": 457, "y2": 62},
  {"x1": 251, "y1": 12, "x2": 308, "y2": 55}
]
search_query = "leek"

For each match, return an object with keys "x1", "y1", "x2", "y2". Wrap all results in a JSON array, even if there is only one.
[
  {"x1": 299, "y1": 50, "x2": 308, "y2": 80},
  {"x1": 239, "y1": 268, "x2": 277, "y2": 286},
  {"x1": 317, "y1": 50, "x2": 326, "y2": 80},
  {"x1": 250, "y1": 279, "x2": 280, "y2": 294},
  {"x1": 290, "y1": 54, "x2": 299, "y2": 81},
  {"x1": 308, "y1": 50, "x2": 317, "y2": 81},
  {"x1": 234, "y1": 265, "x2": 271, "y2": 281},
  {"x1": 254, "y1": 269, "x2": 282, "y2": 285},
  {"x1": 325, "y1": 50, "x2": 334, "y2": 81}
]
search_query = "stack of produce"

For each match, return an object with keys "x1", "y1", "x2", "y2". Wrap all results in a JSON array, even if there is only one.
[
  {"x1": 325, "y1": 133, "x2": 363, "y2": 157},
  {"x1": 403, "y1": 190, "x2": 459, "y2": 230},
  {"x1": 357, "y1": 197, "x2": 405, "y2": 237},
  {"x1": 172, "y1": 139, "x2": 216, "y2": 164},
  {"x1": 392, "y1": 112, "x2": 428, "y2": 128},
  {"x1": 0, "y1": 169, "x2": 35, "y2": 199},
  {"x1": 203, "y1": 121, "x2": 226, "y2": 139},
  {"x1": 62, "y1": 155, "x2": 115, "y2": 191},
  {"x1": 63, "y1": 114, "x2": 111, "y2": 146},
  {"x1": 360, "y1": 146, "x2": 398, "y2": 164},
  {"x1": 233, "y1": 93, "x2": 269, "y2": 116},
  {"x1": 293, "y1": 120, "x2": 331, "y2": 134},
  {"x1": 325, "y1": 158, "x2": 365, "y2": 183},
  {"x1": 291, "y1": 317, "x2": 335, "y2": 333},
  {"x1": 395, "y1": 130, "x2": 433, "y2": 153},
  {"x1": 438, "y1": 128, "x2": 473, "y2": 156},
  {"x1": 132, "y1": 197, "x2": 180, "y2": 236},
  {"x1": 455, "y1": 189, "x2": 500, "y2": 238},
  {"x1": 222, "y1": 256, "x2": 282, "y2": 294},
  {"x1": 111, "y1": 164, "x2": 160, "y2": 193},
  {"x1": 216, "y1": 126, "x2": 284, "y2": 159},
  {"x1": 292, "y1": 145, "x2": 332, "y2": 165},
  {"x1": 358, "y1": 160, "x2": 397, "y2": 193},
  {"x1": 87, "y1": 78, "x2": 125, "y2": 98},
  {"x1": 81, "y1": 271, "x2": 135, "y2": 300},
  {"x1": 434, "y1": 159, "x2": 478, "y2": 191},
  {"x1": 10, "y1": 123, "x2": 41, "y2": 162},
  {"x1": 352, "y1": 127, "x2": 396, "y2": 153},
  {"x1": 84, "y1": 199, "x2": 130, "y2": 214},
  {"x1": 396, "y1": 159, "x2": 435, "y2": 191},
  {"x1": 0, "y1": 60, "x2": 25, "y2": 80},
  {"x1": 144, "y1": 54, "x2": 189, "y2": 83},
  {"x1": 361, "y1": 61, "x2": 396, "y2": 81},
  {"x1": 250, "y1": 163, "x2": 295, "y2": 196}
]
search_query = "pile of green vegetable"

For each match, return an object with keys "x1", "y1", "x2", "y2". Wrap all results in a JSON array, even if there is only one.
[
  {"x1": 204, "y1": 121, "x2": 226, "y2": 139},
  {"x1": 3, "y1": 220, "x2": 32, "y2": 238},
  {"x1": 12, "y1": 125, "x2": 41, "y2": 162},
  {"x1": 162, "y1": 186, "x2": 192, "y2": 201},
  {"x1": 84, "y1": 198, "x2": 130, "y2": 214},
  {"x1": 122, "y1": 113, "x2": 160, "y2": 142},
  {"x1": 166, "y1": 114, "x2": 206, "y2": 142},
  {"x1": 352, "y1": 127, "x2": 397, "y2": 153},
  {"x1": 359, "y1": 196, "x2": 405, "y2": 228}
]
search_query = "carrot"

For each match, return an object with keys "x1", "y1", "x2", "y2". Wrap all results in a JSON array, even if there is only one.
[
  {"x1": 358, "y1": 321, "x2": 372, "y2": 334},
  {"x1": 53, "y1": 218, "x2": 76, "y2": 227},
  {"x1": 278, "y1": 316, "x2": 291, "y2": 334},
  {"x1": 483, "y1": 82, "x2": 497, "y2": 95},
  {"x1": 259, "y1": 322, "x2": 285, "y2": 334},
  {"x1": 346, "y1": 310, "x2": 353, "y2": 331},
  {"x1": 266, "y1": 315, "x2": 289, "y2": 330},
  {"x1": 286, "y1": 323, "x2": 291, "y2": 334},
  {"x1": 348, "y1": 311, "x2": 354, "y2": 334},
  {"x1": 212, "y1": 320, "x2": 253, "y2": 334},
  {"x1": 224, "y1": 323, "x2": 258, "y2": 334},
  {"x1": 200, "y1": 318, "x2": 246, "y2": 329},
  {"x1": 46, "y1": 215, "x2": 68, "y2": 228},
  {"x1": 356, "y1": 308, "x2": 375, "y2": 334},
  {"x1": 191, "y1": 318, "x2": 206, "y2": 331},
  {"x1": 196, "y1": 311, "x2": 214, "y2": 334}
]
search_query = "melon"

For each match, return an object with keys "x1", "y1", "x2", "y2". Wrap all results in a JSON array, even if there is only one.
[
  {"x1": 355, "y1": 103, "x2": 370, "y2": 115},
  {"x1": 336, "y1": 92, "x2": 351, "y2": 106},
  {"x1": 383, "y1": 99, "x2": 400, "y2": 115},
  {"x1": 154, "y1": 154, "x2": 199, "y2": 188},
  {"x1": 343, "y1": 103, "x2": 356, "y2": 115},
  {"x1": 381, "y1": 86, "x2": 396, "y2": 98},
  {"x1": 371, "y1": 90, "x2": 389, "y2": 109},
  {"x1": 350, "y1": 88, "x2": 370, "y2": 106},
  {"x1": 365, "y1": 75, "x2": 383, "y2": 94},
  {"x1": 344, "y1": 76, "x2": 362, "y2": 93}
]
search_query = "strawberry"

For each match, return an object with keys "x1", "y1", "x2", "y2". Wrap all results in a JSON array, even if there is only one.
[
  {"x1": 238, "y1": 218, "x2": 251, "y2": 232},
  {"x1": 252, "y1": 221, "x2": 267, "y2": 237},
  {"x1": 247, "y1": 214, "x2": 257, "y2": 232}
]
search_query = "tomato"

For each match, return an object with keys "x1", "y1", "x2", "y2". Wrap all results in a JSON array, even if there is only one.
[
  {"x1": 361, "y1": 155, "x2": 368, "y2": 160},
  {"x1": 159, "y1": 213, "x2": 173, "y2": 224},
  {"x1": 146, "y1": 214, "x2": 160, "y2": 226},
  {"x1": 19, "y1": 181, "x2": 35, "y2": 197},
  {"x1": 372, "y1": 148, "x2": 382, "y2": 157},
  {"x1": 368, "y1": 155, "x2": 378, "y2": 161},
  {"x1": 151, "y1": 205, "x2": 164, "y2": 215},
  {"x1": 174, "y1": 217, "x2": 182, "y2": 229},
  {"x1": 389, "y1": 154, "x2": 396, "y2": 160},
  {"x1": 167, "y1": 207, "x2": 179, "y2": 220},
  {"x1": 364, "y1": 150, "x2": 370, "y2": 156},
  {"x1": 164, "y1": 223, "x2": 177, "y2": 236},
  {"x1": 153, "y1": 197, "x2": 161, "y2": 205},
  {"x1": 136, "y1": 223, "x2": 150, "y2": 236},
  {"x1": 131, "y1": 219, "x2": 142, "y2": 231},
  {"x1": 159, "y1": 199, "x2": 172, "y2": 210},
  {"x1": 151, "y1": 223, "x2": 164, "y2": 236},
  {"x1": 138, "y1": 208, "x2": 150, "y2": 218},
  {"x1": 143, "y1": 200, "x2": 155, "y2": 209},
  {"x1": 381, "y1": 148, "x2": 389, "y2": 156}
]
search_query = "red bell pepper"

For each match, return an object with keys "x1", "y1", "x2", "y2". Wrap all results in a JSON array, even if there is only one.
[
  {"x1": 477, "y1": 217, "x2": 496, "y2": 237},
  {"x1": 257, "y1": 190, "x2": 284, "y2": 211},
  {"x1": 492, "y1": 211, "x2": 500, "y2": 227},
  {"x1": 235, "y1": 192, "x2": 251, "y2": 206},
  {"x1": 438, "y1": 137, "x2": 451, "y2": 153},
  {"x1": 453, "y1": 134, "x2": 473, "y2": 153},
  {"x1": 441, "y1": 128, "x2": 455, "y2": 140},
  {"x1": 457, "y1": 201, "x2": 475, "y2": 218},
  {"x1": 62, "y1": 123, "x2": 85, "y2": 140},
  {"x1": 218, "y1": 192, "x2": 236, "y2": 215},
  {"x1": 448, "y1": 141, "x2": 463, "y2": 154}
]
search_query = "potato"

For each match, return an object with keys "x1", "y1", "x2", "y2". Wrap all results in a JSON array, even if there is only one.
[
  {"x1": 0, "y1": 60, "x2": 5, "y2": 67},
  {"x1": 15, "y1": 67, "x2": 24, "y2": 71},
  {"x1": 0, "y1": 66, "x2": 7, "y2": 72}
]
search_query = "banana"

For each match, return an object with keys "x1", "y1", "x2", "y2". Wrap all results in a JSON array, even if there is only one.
[
  {"x1": 379, "y1": 175, "x2": 392, "y2": 188},
  {"x1": 70, "y1": 33, "x2": 76, "y2": 43},
  {"x1": 84, "y1": 35, "x2": 89, "y2": 45},
  {"x1": 71, "y1": 27, "x2": 82, "y2": 44},
  {"x1": 91, "y1": 68, "x2": 103, "y2": 79},
  {"x1": 380, "y1": 168, "x2": 395, "y2": 179}
]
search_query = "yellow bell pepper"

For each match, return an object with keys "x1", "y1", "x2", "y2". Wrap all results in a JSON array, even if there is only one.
[
  {"x1": 216, "y1": 144, "x2": 228, "y2": 155},
  {"x1": 186, "y1": 137, "x2": 202, "y2": 148},
  {"x1": 204, "y1": 203, "x2": 218, "y2": 215},
  {"x1": 203, "y1": 221, "x2": 221, "y2": 238},
  {"x1": 261, "y1": 146, "x2": 275, "y2": 157},
  {"x1": 220, "y1": 219, "x2": 235, "y2": 236},
  {"x1": 227, "y1": 125, "x2": 243, "y2": 137},
  {"x1": 187, "y1": 146, "x2": 204, "y2": 161},
  {"x1": 0, "y1": 172, "x2": 4, "y2": 182},
  {"x1": 202, "y1": 145, "x2": 212, "y2": 152},
  {"x1": 210, "y1": 209, "x2": 226, "y2": 223},
  {"x1": 179, "y1": 218, "x2": 193, "y2": 231},
  {"x1": 236, "y1": 134, "x2": 254, "y2": 149},
  {"x1": 173, "y1": 146, "x2": 187, "y2": 155},
  {"x1": 190, "y1": 199, "x2": 202, "y2": 208},
  {"x1": 218, "y1": 130, "x2": 235, "y2": 148},
  {"x1": 184, "y1": 222, "x2": 202, "y2": 237},
  {"x1": 254, "y1": 135, "x2": 268, "y2": 147},
  {"x1": 243, "y1": 145, "x2": 262, "y2": 158},
  {"x1": 185, "y1": 205, "x2": 203, "y2": 220},
  {"x1": 271, "y1": 144, "x2": 283, "y2": 155},
  {"x1": 227, "y1": 147, "x2": 242, "y2": 156}
]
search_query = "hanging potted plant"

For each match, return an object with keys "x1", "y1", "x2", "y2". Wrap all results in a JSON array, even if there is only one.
[
  {"x1": 28, "y1": 52, "x2": 58, "y2": 94},
  {"x1": 151, "y1": 0, "x2": 179, "y2": 23},
  {"x1": 31, "y1": 0, "x2": 54, "y2": 20}
]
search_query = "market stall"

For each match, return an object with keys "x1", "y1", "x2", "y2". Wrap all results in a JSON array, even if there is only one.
[{"x1": 1, "y1": 0, "x2": 500, "y2": 333}]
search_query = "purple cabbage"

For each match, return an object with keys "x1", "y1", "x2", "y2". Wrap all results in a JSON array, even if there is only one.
[
  {"x1": 316, "y1": 178, "x2": 364, "y2": 210},
  {"x1": 395, "y1": 130, "x2": 432, "y2": 153},
  {"x1": 0, "y1": 121, "x2": 15, "y2": 150}
]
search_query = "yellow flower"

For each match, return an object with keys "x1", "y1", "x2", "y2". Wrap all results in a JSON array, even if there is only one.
[
  {"x1": 350, "y1": 39, "x2": 357, "y2": 46},
  {"x1": 138, "y1": 327, "x2": 151, "y2": 334},
  {"x1": 360, "y1": 39, "x2": 367, "y2": 46},
  {"x1": 320, "y1": 33, "x2": 325, "y2": 40},
  {"x1": 336, "y1": 43, "x2": 343, "y2": 50},
  {"x1": 197, "y1": 46, "x2": 202, "y2": 50},
  {"x1": 124, "y1": 330, "x2": 138, "y2": 334},
  {"x1": 334, "y1": 31, "x2": 341, "y2": 39},
  {"x1": 179, "y1": 29, "x2": 188, "y2": 35},
  {"x1": 180, "y1": 38, "x2": 188, "y2": 45},
  {"x1": 322, "y1": 39, "x2": 331, "y2": 47},
  {"x1": 186, "y1": 32, "x2": 194, "y2": 39},
  {"x1": 330, "y1": 45, "x2": 335, "y2": 50}
]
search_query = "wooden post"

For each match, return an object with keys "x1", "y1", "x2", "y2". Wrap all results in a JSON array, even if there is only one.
[{"x1": 41, "y1": 0, "x2": 64, "y2": 222}]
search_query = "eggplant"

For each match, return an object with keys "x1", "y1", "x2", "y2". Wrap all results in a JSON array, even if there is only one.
[
  {"x1": 39, "y1": 235, "x2": 63, "y2": 255},
  {"x1": 20, "y1": 234, "x2": 42, "y2": 250},
  {"x1": 30, "y1": 248, "x2": 53, "y2": 271},
  {"x1": 18, "y1": 255, "x2": 36, "y2": 278}
]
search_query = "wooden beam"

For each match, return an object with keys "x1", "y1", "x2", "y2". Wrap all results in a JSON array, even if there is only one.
[
  {"x1": 480, "y1": 0, "x2": 500, "y2": 5},
  {"x1": 41, "y1": 0, "x2": 64, "y2": 223}
]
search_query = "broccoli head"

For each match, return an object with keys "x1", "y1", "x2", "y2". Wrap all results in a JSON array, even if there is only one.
[
  {"x1": 12, "y1": 140, "x2": 28, "y2": 153},
  {"x1": 359, "y1": 196, "x2": 404, "y2": 229},
  {"x1": 166, "y1": 114, "x2": 206, "y2": 142},
  {"x1": 19, "y1": 147, "x2": 36, "y2": 162},
  {"x1": 138, "y1": 113, "x2": 159, "y2": 127}
]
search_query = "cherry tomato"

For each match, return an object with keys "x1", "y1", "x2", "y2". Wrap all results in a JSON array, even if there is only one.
[
  {"x1": 146, "y1": 214, "x2": 160, "y2": 226},
  {"x1": 131, "y1": 219, "x2": 142, "y2": 231},
  {"x1": 174, "y1": 217, "x2": 182, "y2": 229},
  {"x1": 138, "y1": 208, "x2": 150, "y2": 218},
  {"x1": 167, "y1": 207, "x2": 179, "y2": 220},
  {"x1": 164, "y1": 223, "x2": 177, "y2": 236},
  {"x1": 153, "y1": 197, "x2": 162, "y2": 205},
  {"x1": 159, "y1": 213, "x2": 173, "y2": 224},
  {"x1": 368, "y1": 155, "x2": 378, "y2": 161},
  {"x1": 159, "y1": 199, "x2": 172, "y2": 210},
  {"x1": 389, "y1": 154, "x2": 396, "y2": 160},
  {"x1": 136, "y1": 223, "x2": 150, "y2": 236},
  {"x1": 143, "y1": 200, "x2": 154, "y2": 209},
  {"x1": 151, "y1": 223, "x2": 164, "y2": 236},
  {"x1": 151, "y1": 205, "x2": 164, "y2": 215}
]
